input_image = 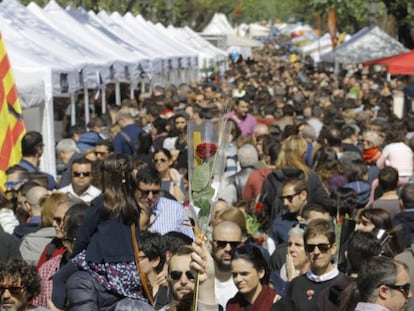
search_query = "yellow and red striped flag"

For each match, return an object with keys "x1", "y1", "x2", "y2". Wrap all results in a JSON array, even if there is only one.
[{"x1": 0, "y1": 32, "x2": 25, "y2": 189}]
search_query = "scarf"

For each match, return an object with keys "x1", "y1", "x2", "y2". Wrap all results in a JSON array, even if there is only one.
[
  {"x1": 226, "y1": 284, "x2": 276, "y2": 311},
  {"x1": 363, "y1": 147, "x2": 381, "y2": 164}
]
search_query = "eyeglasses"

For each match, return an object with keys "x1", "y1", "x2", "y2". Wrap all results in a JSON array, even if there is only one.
[
  {"x1": 305, "y1": 243, "x2": 332, "y2": 253},
  {"x1": 281, "y1": 192, "x2": 301, "y2": 203},
  {"x1": 169, "y1": 270, "x2": 195, "y2": 282},
  {"x1": 385, "y1": 283, "x2": 411, "y2": 298},
  {"x1": 72, "y1": 171, "x2": 91, "y2": 177},
  {"x1": 0, "y1": 286, "x2": 25, "y2": 295},
  {"x1": 214, "y1": 240, "x2": 240, "y2": 250},
  {"x1": 53, "y1": 217, "x2": 63, "y2": 226},
  {"x1": 138, "y1": 188, "x2": 161, "y2": 197},
  {"x1": 154, "y1": 158, "x2": 167, "y2": 163}
]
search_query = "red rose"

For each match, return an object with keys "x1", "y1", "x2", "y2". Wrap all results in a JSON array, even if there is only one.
[
  {"x1": 255, "y1": 202, "x2": 264, "y2": 213},
  {"x1": 196, "y1": 143, "x2": 218, "y2": 160},
  {"x1": 257, "y1": 236, "x2": 266, "y2": 245}
]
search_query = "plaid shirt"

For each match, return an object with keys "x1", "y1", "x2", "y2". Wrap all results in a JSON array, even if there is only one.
[
  {"x1": 151, "y1": 197, "x2": 194, "y2": 239},
  {"x1": 33, "y1": 254, "x2": 63, "y2": 307}
]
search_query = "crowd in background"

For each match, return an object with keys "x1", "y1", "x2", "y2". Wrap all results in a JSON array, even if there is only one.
[{"x1": 2, "y1": 34, "x2": 414, "y2": 311}]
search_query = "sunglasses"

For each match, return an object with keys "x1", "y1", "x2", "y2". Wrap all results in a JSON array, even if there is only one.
[
  {"x1": 73, "y1": 171, "x2": 91, "y2": 177},
  {"x1": 154, "y1": 158, "x2": 167, "y2": 163},
  {"x1": 214, "y1": 240, "x2": 240, "y2": 250},
  {"x1": 169, "y1": 270, "x2": 195, "y2": 282},
  {"x1": 305, "y1": 243, "x2": 332, "y2": 253},
  {"x1": 281, "y1": 192, "x2": 301, "y2": 203},
  {"x1": 4, "y1": 179, "x2": 25, "y2": 189},
  {"x1": 138, "y1": 188, "x2": 161, "y2": 197},
  {"x1": 385, "y1": 283, "x2": 411, "y2": 298},
  {"x1": 95, "y1": 151, "x2": 108, "y2": 156},
  {"x1": 0, "y1": 286, "x2": 25, "y2": 295},
  {"x1": 53, "y1": 217, "x2": 63, "y2": 226}
]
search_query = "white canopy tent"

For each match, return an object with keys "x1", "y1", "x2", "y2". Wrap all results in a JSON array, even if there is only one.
[
  {"x1": 320, "y1": 26, "x2": 409, "y2": 64},
  {"x1": 122, "y1": 13, "x2": 199, "y2": 85},
  {"x1": 164, "y1": 25, "x2": 227, "y2": 73},
  {"x1": 203, "y1": 13, "x2": 235, "y2": 35},
  {"x1": 28, "y1": 1, "x2": 149, "y2": 83}
]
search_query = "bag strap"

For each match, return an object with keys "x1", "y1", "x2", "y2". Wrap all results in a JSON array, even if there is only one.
[
  {"x1": 120, "y1": 130, "x2": 136, "y2": 155},
  {"x1": 130, "y1": 223, "x2": 154, "y2": 305}
]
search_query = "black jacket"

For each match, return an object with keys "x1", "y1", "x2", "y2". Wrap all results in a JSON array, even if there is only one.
[
  {"x1": 394, "y1": 209, "x2": 414, "y2": 248},
  {"x1": 0, "y1": 226, "x2": 21, "y2": 262},
  {"x1": 261, "y1": 168, "x2": 329, "y2": 220}
]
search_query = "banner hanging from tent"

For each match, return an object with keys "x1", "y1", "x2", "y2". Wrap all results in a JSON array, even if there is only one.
[{"x1": 0, "y1": 32, "x2": 25, "y2": 189}]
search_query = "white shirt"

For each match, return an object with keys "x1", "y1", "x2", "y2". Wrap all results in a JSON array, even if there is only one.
[
  {"x1": 215, "y1": 277, "x2": 237, "y2": 308},
  {"x1": 58, "y1": 184, "x2": 101, "y2": 203}
]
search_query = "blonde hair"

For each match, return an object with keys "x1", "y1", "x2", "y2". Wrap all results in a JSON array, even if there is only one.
[
  {"x1": 276, "y1": 135, "x2": 310, "y2": 178},
  {"x1": 40, "y1": 192, "x2": 70, "y2": 227}
]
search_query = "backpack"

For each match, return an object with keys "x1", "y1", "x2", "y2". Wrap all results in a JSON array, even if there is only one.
[{"x1": 260, "y1": 168, "x2": 304, "y2": 222}]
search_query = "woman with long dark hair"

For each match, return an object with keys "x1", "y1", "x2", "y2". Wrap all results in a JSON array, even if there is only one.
[{"x1": 54, "y1": 154, "x2": 152, "y2": 310}]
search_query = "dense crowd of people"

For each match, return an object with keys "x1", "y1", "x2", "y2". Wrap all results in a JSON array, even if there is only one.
[{"x1": 2, "y1": 33, "x2": 414, "y2": 311}]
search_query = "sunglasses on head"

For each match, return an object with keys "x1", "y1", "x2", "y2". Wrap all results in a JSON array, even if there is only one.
[
  {"x1": 214, "y1": 240, "x2": 240, "y2": 250},
  {"x1": 305, "y1": 243, "x2": 332, "y2": 253},
  {"x1": 0, "y1": 286, "x2": 25, "y2": 295},
  {"x1": 138, "y1": 188, "x2": 161, "y2": 197},
  {"x1": 385, "y1": 283, "x2": 411, "y2": 298},
  {"x1": 73, "y1": 171, "x2": 91, "y2": 177},
  {"x1": 169, "y1": 270, "x2": 195, "y2": 282},
  {"x1": 281, "y1": 192, "x2": 301, "y2": 203}
]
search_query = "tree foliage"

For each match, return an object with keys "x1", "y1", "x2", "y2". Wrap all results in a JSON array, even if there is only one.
[{"x1": 21, "y1": 0, "x2": 413, "y2": 43}]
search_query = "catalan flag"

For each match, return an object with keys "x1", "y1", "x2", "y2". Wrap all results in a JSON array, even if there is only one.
[{"x1": 0, "y1": 32, "x2": 25, "y2": 189}]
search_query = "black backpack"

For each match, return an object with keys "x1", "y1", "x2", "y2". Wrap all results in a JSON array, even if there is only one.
[{"x1": 260, "y1": 168, "x2": 304, "y2": 221}]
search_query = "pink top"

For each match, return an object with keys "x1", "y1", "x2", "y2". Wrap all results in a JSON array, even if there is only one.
[{"x1": 377, "y1": 142, "x2": 413, "y2": 178}]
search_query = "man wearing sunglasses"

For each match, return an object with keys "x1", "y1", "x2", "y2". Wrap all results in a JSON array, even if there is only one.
[
  {"x1": 354, "y1": 256, "x2": 412, "y2": 311},
  {"x1": 58, "y1": 158, "x2": 101, "y2": 204},
  {"x1": 271, "y1": 178, "x2": 308, "y2": 248},
  {"x1": 135, "y1": 168, "x2": 194, "y2": 239},
  {"x1": 287, "y1": 218, "x2": 346, "y2": 311},
  {"x1": 0, "y1": 259, "x2": 47, "y2": 311},
  {"x1": 211, "y1": 220, "x2": 242, "y2": 308}
]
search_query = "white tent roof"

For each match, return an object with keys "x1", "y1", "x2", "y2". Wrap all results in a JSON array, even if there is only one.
[
  {"x1": 95, "y1": 10, "x2": 168, "y2": 75},
  {"x1": 126, "y1": 14, "x2": 198, "y2": 69},
  {"x1": 237, "y1": 23, "x2": 270, "y2": 38},
  {"x1": 0, "y1": 0, "x2": 111, "y2": 86},
  {"x1": 320, "y1": 26, "x2": 409, "y2": 64},
  {"x1": 28, "y1": 1, "x2": 150, "y2": 83},
  {"x1": 164, "y1": 25, "x2": 227, "y2": 69},
  {"x1": 203, "y1": 13, "x2": 235, "y2": 35},
  {"x1": 299, "y1": 33, "x2": 333, "y2": 55}
]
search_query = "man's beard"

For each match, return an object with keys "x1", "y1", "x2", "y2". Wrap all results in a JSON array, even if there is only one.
[{"x1": 214, "y1": 256, "x2": 231, "y2": 272}]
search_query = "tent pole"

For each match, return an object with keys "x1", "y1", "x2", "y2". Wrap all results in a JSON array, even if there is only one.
[
  {"x1": 115, "y1": 81, "x2": 121, "y2": 106},
  {"x1": 130, "y1": 81, "x2": 135, "y2": 99},
  {"x1": 102, "y1": 85, "x2": 107, "y2": 115},
  {"x1": 84, "y1": 86, "x2": 90, "y2": 125},
  {"x1": 70, "y1": 93, "x2": 76, "y2": 126}
]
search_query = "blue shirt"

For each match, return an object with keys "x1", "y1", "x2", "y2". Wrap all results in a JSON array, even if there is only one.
[{"x1": 152, "y1": 197, "x2": 194, "y2": 240}]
